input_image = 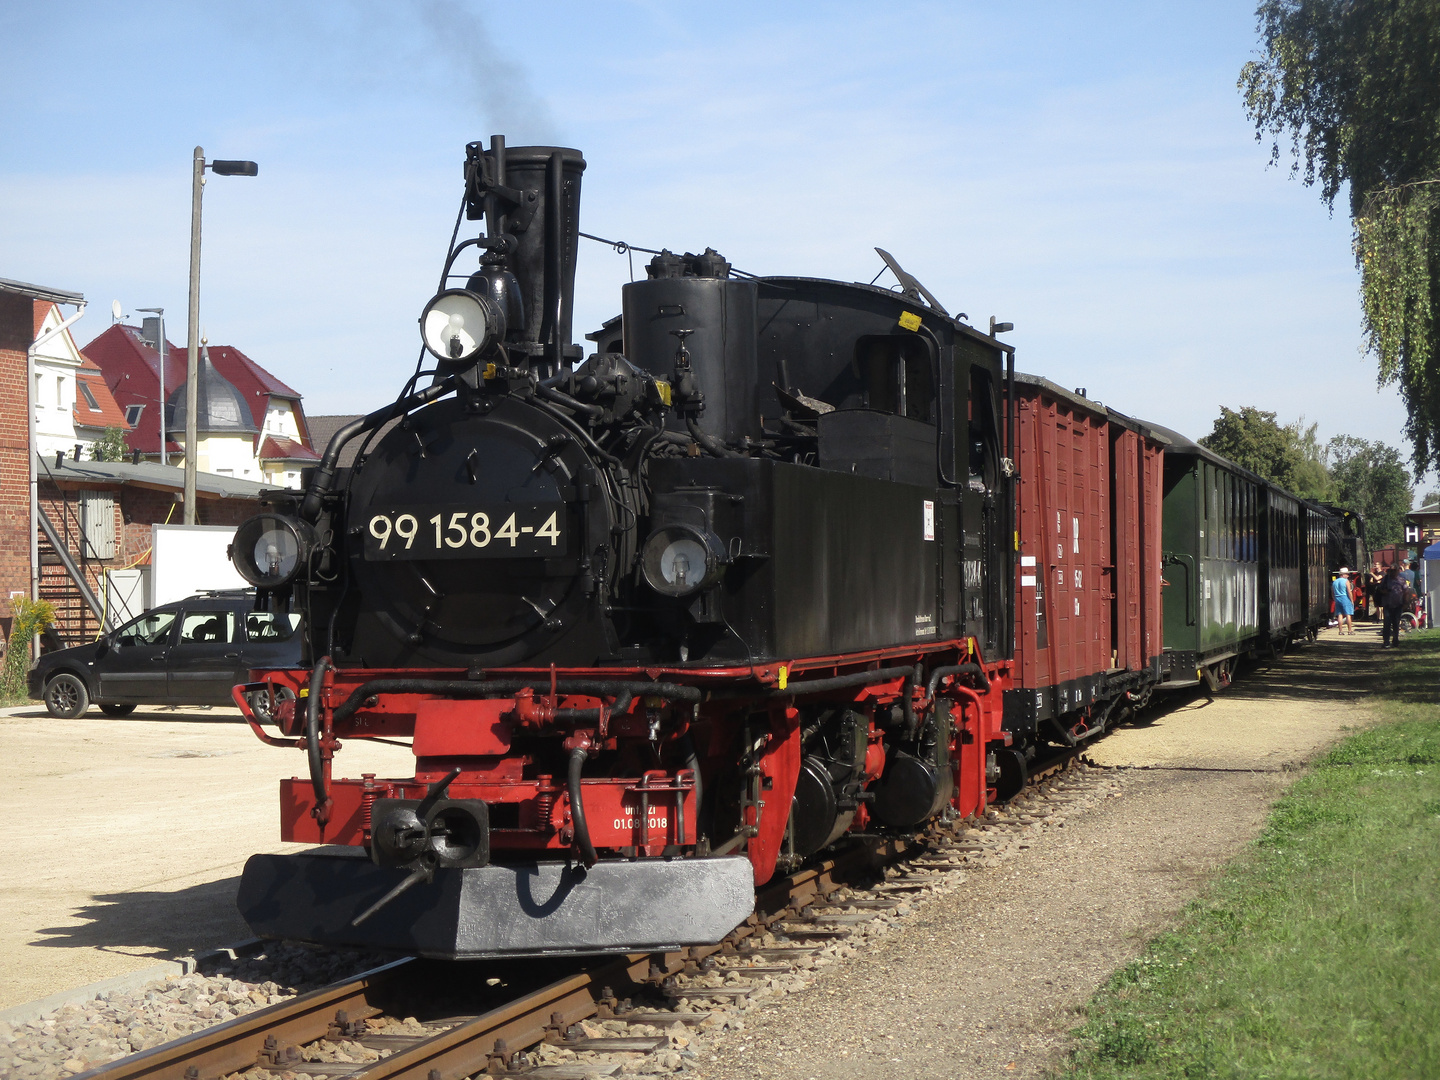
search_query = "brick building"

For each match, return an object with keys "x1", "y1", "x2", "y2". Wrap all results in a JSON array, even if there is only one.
[
  {"x1": 0, "y1": 277, "x2": 86, "y2": 635},
  {"x1": 36, "y1": 456, "x2": 270, "y2": 643}
]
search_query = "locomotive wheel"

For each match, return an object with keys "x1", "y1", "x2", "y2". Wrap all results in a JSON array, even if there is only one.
[
  {"x1": 994, "y1": 748, "x2": 1028, "y2": 803},
  {"x1": 44, "y1": 673, "x2": 90, "y2": 719},
  {"x1": 99, "y1": 702, "x2": 136, "y2": 717}
]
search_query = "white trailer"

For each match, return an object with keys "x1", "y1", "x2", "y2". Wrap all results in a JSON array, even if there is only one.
[{"x1": 149, "y1": 524, "x2": 247, "y2": 608}]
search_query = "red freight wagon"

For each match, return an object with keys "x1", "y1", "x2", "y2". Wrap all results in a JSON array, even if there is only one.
[{"x1": 1004, "y1": 374, "x2": 1166, "y2": 756}]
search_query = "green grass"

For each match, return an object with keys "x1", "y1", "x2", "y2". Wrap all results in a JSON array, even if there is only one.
[{"x1": 1062, "y1": 630, "x2": 1440, "y2": 1079}]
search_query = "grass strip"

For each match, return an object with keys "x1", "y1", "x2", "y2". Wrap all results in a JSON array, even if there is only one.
[{"x1": 1061, "y1": 630, "x2": 1440, "y2": 1079}]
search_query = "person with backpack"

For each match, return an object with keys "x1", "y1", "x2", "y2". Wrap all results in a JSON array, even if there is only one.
[{"x1": 1378, "y1": 565, "x2": 1407, "y2": 648}]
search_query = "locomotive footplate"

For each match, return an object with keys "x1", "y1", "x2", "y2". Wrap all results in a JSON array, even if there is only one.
[{"x1": 236, "y1": 851, "x2": 756, "y2": 958}]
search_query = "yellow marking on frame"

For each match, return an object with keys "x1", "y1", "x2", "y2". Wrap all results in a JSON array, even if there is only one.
[
  {"x1": 483, "y1": 362, "x2": 498, "y2": 380},
  {"x1": 898, "y1": 311, "x2": 922, "y2": 332},
  {"x1": 778, "y1": 665, "x2": 789, "y2": 690},
  {"x1": 655, "y1": 380, "x2": 673, "y2": 406}
]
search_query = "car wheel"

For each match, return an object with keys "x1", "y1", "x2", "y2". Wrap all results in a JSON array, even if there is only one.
[
  {"x1": 247, "y1": 685, "x2": 297, "y2": 726},
  {"x1": 44, "y1": 673, "x2": 90, "y2": 719},
  {"x1": 99, "y1": 702, "x2": 137, "y2": 717}
]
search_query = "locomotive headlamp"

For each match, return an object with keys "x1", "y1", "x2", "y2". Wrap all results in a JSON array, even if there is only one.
[
  {"x1": 420, "y1": 289, "x2": 502, "y2": 364},
  {"x1": 641, "y1": 524, "x2": 727, "y2": 597},
  {"x1": 231, "y1": 514, "x2": 316, "y2": 589}
]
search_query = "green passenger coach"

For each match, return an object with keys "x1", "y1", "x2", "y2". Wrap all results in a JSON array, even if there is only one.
[
  {"x1": 1148, "y1": 424, "x2": 1338, "y2": 691},
  {"x1": 1154, "y1": 428, "x2": 1261, "y2": 689}
]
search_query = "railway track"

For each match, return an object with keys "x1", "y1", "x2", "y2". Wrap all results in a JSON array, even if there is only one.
[{"x1": 73, "y1": 753, "x2": 1111, "y2": 1080}]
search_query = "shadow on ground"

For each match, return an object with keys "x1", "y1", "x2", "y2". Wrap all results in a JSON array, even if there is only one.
[{"x1": 31, "y1": 876, "x2": 249, "y2": 959}]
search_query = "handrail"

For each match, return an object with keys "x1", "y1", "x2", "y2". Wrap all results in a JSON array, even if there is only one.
[{"x1": 37, "y1": 505, "x2": 104, "y2": 622}]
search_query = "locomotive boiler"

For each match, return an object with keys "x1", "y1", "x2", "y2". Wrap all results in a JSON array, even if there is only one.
[{"x1": 227, "y1": 138, "x2": 1018, "y2": 958}]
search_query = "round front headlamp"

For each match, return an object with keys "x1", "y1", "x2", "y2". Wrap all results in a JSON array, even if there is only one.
[
  {"x1": 641, "y1": 525, "x2": 726, "y2": 597},
  {"x1": 231, "y1": 514, "x2": 315, "y2": 589},
  {"x1": 420, "y1": 289, "x2": 501, "y2": 364}
]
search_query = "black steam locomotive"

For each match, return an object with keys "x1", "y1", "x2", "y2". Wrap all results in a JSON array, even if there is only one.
[{"x1": 228, "y1": 139, "x2": 1016, "y2": 957}]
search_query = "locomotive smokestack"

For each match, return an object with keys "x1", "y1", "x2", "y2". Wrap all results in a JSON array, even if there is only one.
[{"x1": 464, "y1": 137, "x2": 586, "y2": 378}]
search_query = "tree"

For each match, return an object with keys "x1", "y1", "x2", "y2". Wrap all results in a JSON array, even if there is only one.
[
  {"x1": 1199, "y1": 406, "x2": 1307, "y2": 488},
  {"x1": 1285, "y1": 416, "x2": 1332, "y2": 500},
  {"x1": 1240, "y1": 1, "x2": 1440, "y2": 470},
  {"x1": 1327, "y1": 435, "x2": 1414, "y2": 545},
  {"x1": 90, "y1": 427, "x2": 129, "y2": 462},
  {"x1": 1419, "y1": 489, "x2": 1440, "y2": 510}
]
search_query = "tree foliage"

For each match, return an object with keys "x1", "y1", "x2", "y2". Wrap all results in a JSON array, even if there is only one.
[
  {"x1": 1199, "y1": 406, "x2": 1330, "y2": 498},
  {"x1": 1327, "y1": 434, "x2": 1414, "y2": 545},
  {"x1": 1240, "y1": 0, "x2": 1440, "y2": 470},
  {"x1": 90, "y1": 427, "x2": 129, "y2": 462}
]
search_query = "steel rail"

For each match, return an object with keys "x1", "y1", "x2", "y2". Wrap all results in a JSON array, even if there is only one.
[
  {"x1": 75, "y1": 773, "x2": 1074, "y2": 1080},
  {"x1": 72, "y1": 958, "x2": 411, "y2": 1080}
]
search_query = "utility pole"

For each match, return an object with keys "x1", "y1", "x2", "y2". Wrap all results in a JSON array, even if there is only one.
[
  {"x1": 183, "y1": 148, "x2": 257, "y2": 524},
  {"x1": 184, "y1": 147, "x2": 204, "y2": 524}
]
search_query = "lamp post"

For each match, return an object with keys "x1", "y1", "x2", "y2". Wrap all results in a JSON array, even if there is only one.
[
  {"x1": 135, "y1": 307, "x2": 165, "y2": 466},
  {"x1": 184, "y1": 147, "x2": 258, "y2": 524}
]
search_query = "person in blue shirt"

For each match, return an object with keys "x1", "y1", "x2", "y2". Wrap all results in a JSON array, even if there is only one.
[{"x1": 1333, "y1": 568, "x2": 1355, "y2": 635}]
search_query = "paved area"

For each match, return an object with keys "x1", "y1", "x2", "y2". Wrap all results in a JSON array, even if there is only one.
[{"x1": 0, "y1": 703, "x2": 411, "y2": 1010}]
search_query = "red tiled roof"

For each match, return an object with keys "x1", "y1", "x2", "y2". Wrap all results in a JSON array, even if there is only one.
[
  {"x1": 73, "y1": 356, "x2": 130, "y2": 431},
  {"x1": 258, "y1": 435, "x2": 321, "y2": 463},
  {"x1": 81, "y1": 324, "x2": 315, "y2": 456}
]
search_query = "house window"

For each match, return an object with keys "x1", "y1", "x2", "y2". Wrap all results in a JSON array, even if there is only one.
[
  {"x1": 79, "y1": 382, "x2": 101, "y2": 411},
  {"x1": 125, "y1": 404, "x2": 144, "y2": 426}
]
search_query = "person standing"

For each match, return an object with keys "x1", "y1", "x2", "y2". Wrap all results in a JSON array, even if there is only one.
[
  {"x1": 1333, "y1": 568, "x2": 1355, "y2": 635},
  {"x1": 1378, "y1": 565, "x2": 1407, "y2": 647}
]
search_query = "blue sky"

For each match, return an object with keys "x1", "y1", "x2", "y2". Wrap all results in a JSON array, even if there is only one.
[{"x1": 0, "y1": 1, "x2": 1417, "y2": 482}]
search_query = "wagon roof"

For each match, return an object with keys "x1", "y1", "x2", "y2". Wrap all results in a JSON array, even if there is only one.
[{"x1": 1012, "y1": 371, "x2": 1171, "y2": 445}]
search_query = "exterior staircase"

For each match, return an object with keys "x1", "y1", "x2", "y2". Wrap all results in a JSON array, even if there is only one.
[{"x1": 37, "y1": 506, "x2": 103, "y2": 650}]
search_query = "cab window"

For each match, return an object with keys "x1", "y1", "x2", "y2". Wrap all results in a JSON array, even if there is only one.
[
  {"x1": 854, "y1": 335, "x2": 935, "y2": 421},
  {"x1": 115, "y1": 610, "x2": 177, "y2": 647},
  {"x1": 244, "y1": 611, "x2": 300, "y2": 641},
  {"x1": 179, "y1": 611, "x2": 235, "y2": 644}
]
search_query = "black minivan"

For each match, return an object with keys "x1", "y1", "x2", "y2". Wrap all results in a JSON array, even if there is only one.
[{"x1": 27, "y1": 590, "x2": 302, "y2": 719}]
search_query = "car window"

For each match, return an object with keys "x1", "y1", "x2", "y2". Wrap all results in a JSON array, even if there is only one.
[
  {"x1": 244, "y1": 611, "x2": 300, "y2": 641},
  {"x1": 115, "y1": 611, "x2": 177, "y2": 647},
  {"x1": 179, "y1": 611, "x2": 236, "y2": 644}
]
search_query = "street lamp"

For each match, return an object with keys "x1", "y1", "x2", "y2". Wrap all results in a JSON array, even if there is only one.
[
  {"x1": 184, "y1": 147, "x2": 258, "y2": 524},
  {"x1": 135, "y1": 307, "x2": 165, "y2": 466}
]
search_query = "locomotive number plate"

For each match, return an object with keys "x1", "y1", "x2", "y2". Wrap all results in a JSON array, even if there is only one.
[{"x1": 361, "y1": 503, "x2": 567, "y2": 560}]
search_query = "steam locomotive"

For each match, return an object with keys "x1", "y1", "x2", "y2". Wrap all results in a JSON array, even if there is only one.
[{"x1": 228, "y1": 138, "x2": 1336, "y2": 959}]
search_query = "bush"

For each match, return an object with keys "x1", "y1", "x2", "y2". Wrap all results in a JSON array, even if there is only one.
[{"x1": 1, "y1": 598, "x2": 55, "y2": 699}]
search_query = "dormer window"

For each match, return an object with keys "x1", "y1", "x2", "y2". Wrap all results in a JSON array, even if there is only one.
[
  {"x1": 125, "y1": 404, "x2": 144, "y2": 426},
  {"x1": 79, "y1": 382, "x2": 101, "y2": 412}
]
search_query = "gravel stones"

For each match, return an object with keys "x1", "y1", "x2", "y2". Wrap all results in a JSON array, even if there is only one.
[{"x1": 0, "y1": 943, "x2": 390, "y2": 1079}]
